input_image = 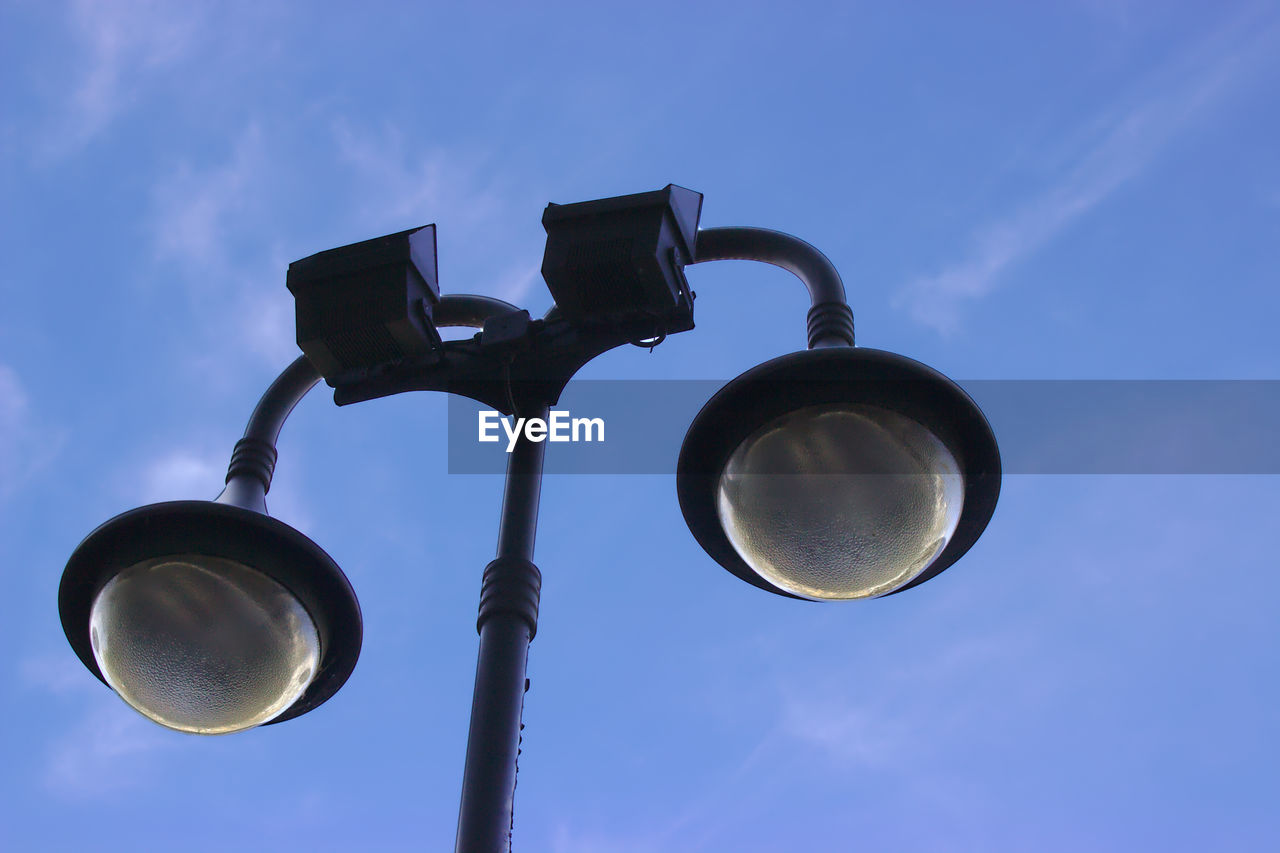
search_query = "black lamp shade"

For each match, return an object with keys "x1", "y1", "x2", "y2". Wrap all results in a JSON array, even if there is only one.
[
  {"x1": 676, "y1": 347, "x2": 1000, "y2": 599},
  {"x1": 58, "y1": 501, "x2": 362, "y2": 727}
]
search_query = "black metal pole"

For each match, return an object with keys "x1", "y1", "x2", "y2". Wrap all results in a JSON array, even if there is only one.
[{"x1": 455, "y1": 404, "x2": 549, "y2": 853}]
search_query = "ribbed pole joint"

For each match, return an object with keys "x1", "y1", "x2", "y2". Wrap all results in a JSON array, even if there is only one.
[
  {"x1": 477, "y1": 556, "x2": 542, "y2": 639},
  {"x1": 807, "y1": 301, "x2": 855, "y2": 348},
  {"x1": 225, "y1": 437, "x2": 278, "y2": 493}
]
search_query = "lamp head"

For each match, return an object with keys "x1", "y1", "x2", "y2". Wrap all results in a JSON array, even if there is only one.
[
  {"x1": 59, "y1": 501, "x2": 361, "y2": 733},
  {"x1": 677, "y1": 347, "x2": 1000, "y2": 600}
]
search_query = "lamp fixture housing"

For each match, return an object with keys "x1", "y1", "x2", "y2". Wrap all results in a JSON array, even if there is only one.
[
  {"x1": 58, "y1": 500, "x2": 362, "y2": 730},
  {"x1": 677, "y1": 347, "x2": 1000, "y2": 599}
]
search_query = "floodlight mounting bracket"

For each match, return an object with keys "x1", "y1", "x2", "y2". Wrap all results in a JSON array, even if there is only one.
[{"x1": 331, "y1": 306, "x2": 688, "y2": 415}]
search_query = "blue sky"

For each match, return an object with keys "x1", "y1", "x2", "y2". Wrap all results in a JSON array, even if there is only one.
[{"x1": 3, "y1": 1, "x2": 1279, "y2": 850}]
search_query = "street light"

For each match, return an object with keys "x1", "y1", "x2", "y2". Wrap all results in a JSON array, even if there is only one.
[
  {"x1": 58, "y1": 356, "x2": 362, "y2": 734},
  {"x1": 57, "y1": 185, "x2": 1000, "y2": 852},
  {"x1": 677, "y1": 347, "x2": 1001, "y2": 600}
]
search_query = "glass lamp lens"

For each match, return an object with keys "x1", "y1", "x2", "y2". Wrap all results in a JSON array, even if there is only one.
[
  {"x1": 717, "y1": 404, "x2": 964, "y2": 599},
  {"x1": 89, "y1": 555, "x2": 321, "y2": 734}
]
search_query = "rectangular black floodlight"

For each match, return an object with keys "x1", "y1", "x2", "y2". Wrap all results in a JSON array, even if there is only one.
[
  {"x1": 287, "y1": 225, "x2": 441, "y2": 383},
  {"x1": 541, "y1": 184, "x2": 702, "y2": 328}
]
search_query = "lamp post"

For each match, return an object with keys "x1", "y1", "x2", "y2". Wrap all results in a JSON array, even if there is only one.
[{"x1": 58, "y1": 185, "x2": 1000, "y2": 852}]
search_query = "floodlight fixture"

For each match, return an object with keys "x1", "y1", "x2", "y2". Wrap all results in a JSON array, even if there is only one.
[
  {"x1": 540, "y1": 184, "x2": 701, "y2": 332},
  {"x1": 287, "y1": 224, "x2": 441, "y2": 384}
]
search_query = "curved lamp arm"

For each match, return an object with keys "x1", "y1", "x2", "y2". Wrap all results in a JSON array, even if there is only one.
[
  {"x1": 216, "y1": 355, "x2": 321, "y2": 512},
  {"x1": 217, "y1": 294, "x2": 515, "y2": 512},
  {"x1": 435, "y1": 294, "x2": 523, "y2": 328},
  {"x1": 242, "y1": 355, "x2": 323, "y2": 449},
  {"x1": 691, "y1": 226, "x2": 855, "y2": 349}
]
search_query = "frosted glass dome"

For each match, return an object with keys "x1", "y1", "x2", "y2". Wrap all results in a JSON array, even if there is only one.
[
  {"x1": 717, "y1": 404, "x2": 964, "y2": 599},
  {"x1": 90, "y1": 555, "x2": 320, "y2": 734}
]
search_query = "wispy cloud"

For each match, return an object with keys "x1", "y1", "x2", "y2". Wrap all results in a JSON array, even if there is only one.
[
  {"x1": 774, "y1": 630, "x2": 1020, "y2": 768},
  {"x1": 234, "y1": 284, "x2": 301, "y2": 367},
  {"x1": 45, "y1": 0, "x2": 207, "y2": 156},
  {"x1": 331, "y1": 121, "x2": 547, "y2": 304},
  {"x1": 778, "y1": 691, "x2": 909, "y2": 767},
  {"x1": 897, "y1": 11, "x2": 1280, "y2": 334},
  {"x1": 44, "y1": 699, "x2": 179, "y2": 798},
  {"x1": 550, "y1": 826, "x2": 664, "y2": 853},
  {"x1": 150, "y1": 124, "x2": 264, "y2": 269},
  {"x1": 138, "y1": 447, "x2": 223, "y2": 503},
  {"x1": 332, "y1": 121, "x2": 504, "y2": 233},
  {"x1": 493, "y1": 263, "x2": 544, "y2": 305},
  {"x1": 19, "y1": 653, "x2": 94, "y2": 696},
  {"x1": 0, "y1": 364, "x2": 33, "y2": 492},
  {"x1": 146, "y1": 124, "x2": 305, "y2": 368},
  {"x1": 21, "y1": 650, "x2": 180, "y2": 799},
  {"x1": 542, "y1": 623, "x2": 1035, "y2": 850},
  {"x1": 0, "y1": 363, "x2": 63, "y2": 500}
]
